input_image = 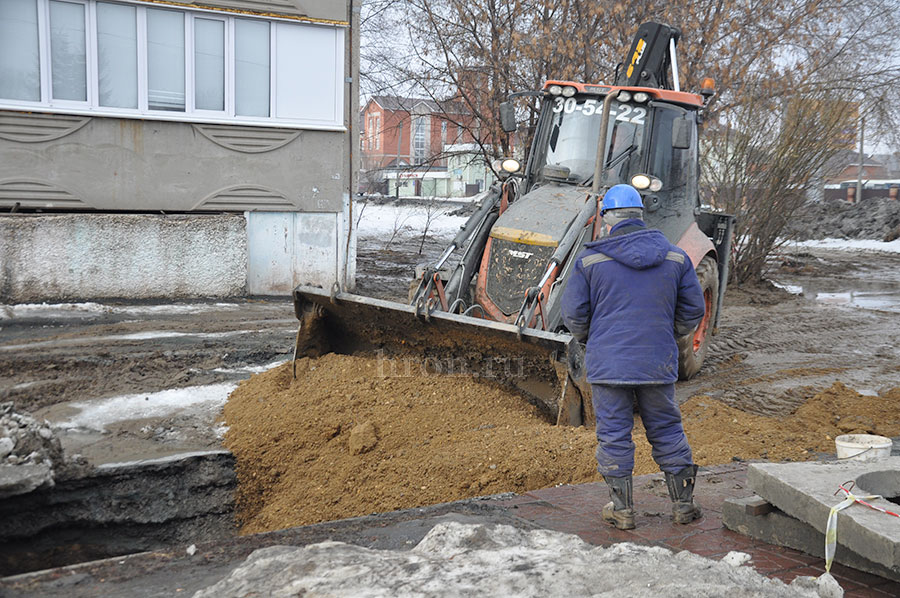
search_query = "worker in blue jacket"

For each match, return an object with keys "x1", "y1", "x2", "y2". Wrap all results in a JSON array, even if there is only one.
[{"x1": 561, "y1": 184, "x2": 707, "y2": 530}]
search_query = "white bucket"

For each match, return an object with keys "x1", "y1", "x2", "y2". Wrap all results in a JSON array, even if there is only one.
[{"x1": 834, "y1": 434, "x2": 893, "y2": 461}]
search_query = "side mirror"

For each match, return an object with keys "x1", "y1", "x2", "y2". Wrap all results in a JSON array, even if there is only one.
[
  {"x1": 672, "y1": 117, "x2": 691, "y2": 149},
  {"x1": 499, "y1": 102, "x2": 517, "y2": 133}
]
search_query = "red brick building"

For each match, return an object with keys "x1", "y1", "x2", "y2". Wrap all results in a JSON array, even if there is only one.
[{"x1": 359, "y1": 95, "x2": 476, "y2": 194}]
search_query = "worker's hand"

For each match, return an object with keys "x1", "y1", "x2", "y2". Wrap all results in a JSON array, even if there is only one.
[{"x1": 674, "y1": 321, "x2": 696, "y2": 337}]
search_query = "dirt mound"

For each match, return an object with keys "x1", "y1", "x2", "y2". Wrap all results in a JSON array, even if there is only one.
[
  {"x1": 224, "y1": 356, "x2": 900, "y2": 534},
  {"x1": 681, "y1": 382, "x2": 900, "y2": 463},
  {"x1": 786, "y1": 198, "x2": 900, "y2": 240}
]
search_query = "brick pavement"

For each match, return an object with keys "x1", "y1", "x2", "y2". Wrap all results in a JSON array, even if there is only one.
[{"x1": 494, "y1": 463, "x2": 900, "y2": 597}]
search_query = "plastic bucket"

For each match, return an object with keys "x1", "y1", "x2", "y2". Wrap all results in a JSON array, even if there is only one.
[{"x1": 834, "y1": 434, "x2": 893, "y2": 461}]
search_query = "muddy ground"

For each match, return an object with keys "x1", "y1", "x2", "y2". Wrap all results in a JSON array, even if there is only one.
[{"x1": 1, "y1": 214, "x2": 899, "y2": 525}]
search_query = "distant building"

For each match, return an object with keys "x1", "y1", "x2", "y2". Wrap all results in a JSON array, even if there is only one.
[
  {"x1": 360, "y1": 95, "x2": 491, "y2": 197},
  {"x1": 822, "y1": 151, "x2": 887, "y2": 185}
]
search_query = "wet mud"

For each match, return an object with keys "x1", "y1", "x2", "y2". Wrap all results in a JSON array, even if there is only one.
[{"x1": 0, "y1": 225, "x2": 898, "y2": 533}]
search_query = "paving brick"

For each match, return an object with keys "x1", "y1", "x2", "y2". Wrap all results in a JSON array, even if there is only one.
[
  {"x1": 830, "y1": 562, "x2": 900, "y2": 587},
  {"x1": 493, "y1": 464, "x2": 900, "y2": 595},
  {"x1": 844, "y1": 588, "x2": 899, "y2": 598}
]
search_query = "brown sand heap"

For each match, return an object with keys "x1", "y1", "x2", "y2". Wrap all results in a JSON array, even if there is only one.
[{"x1": 224, "y1": 355, "x2": 900, "y2": 534}]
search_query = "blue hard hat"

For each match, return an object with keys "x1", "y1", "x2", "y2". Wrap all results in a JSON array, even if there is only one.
[{"x1": 601, "y1": 184, "x2": 643, "y2": 214}]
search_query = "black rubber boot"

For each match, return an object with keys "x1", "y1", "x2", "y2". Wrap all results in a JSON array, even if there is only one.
[
  {"x1": 601, "y1": 475, "x2": 636, "y2": 530},
  {"x1": 665, "y1": 465, "x2": 702, "y2": 524}
]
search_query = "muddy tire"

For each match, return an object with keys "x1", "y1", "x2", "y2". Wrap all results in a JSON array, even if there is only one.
[{"x1": 678, "y1": 255, "x2": 718, "y2": 380}]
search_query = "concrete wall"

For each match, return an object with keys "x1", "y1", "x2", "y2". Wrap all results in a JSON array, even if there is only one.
[
  {"x1": 0, "y1": 211, "x2": 355, "y2": 301},
  {"x1": 246, "y1": 210, "x2": 355, "y2": 294},
  {"x1": 0, "y1": 214, "x2": 247, "y2": 302}
]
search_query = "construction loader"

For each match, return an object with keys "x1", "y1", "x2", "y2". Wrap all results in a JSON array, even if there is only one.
[{"x1": 292, "y1": 22, "x2": 734, "y2": 427}]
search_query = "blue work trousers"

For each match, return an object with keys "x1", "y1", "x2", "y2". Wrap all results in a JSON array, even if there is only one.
[{"x1": 591, "y1": 383, "x2": 693, "y2": 478}]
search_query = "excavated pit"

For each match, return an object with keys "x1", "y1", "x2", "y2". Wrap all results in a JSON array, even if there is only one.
[{"x1": 0, "y1": 450, "x2": 236, "y2": 576}]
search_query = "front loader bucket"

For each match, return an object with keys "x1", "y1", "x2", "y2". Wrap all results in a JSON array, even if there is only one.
[{"x1": 292, "y1": 285, "x2": 592, "y2": 425}]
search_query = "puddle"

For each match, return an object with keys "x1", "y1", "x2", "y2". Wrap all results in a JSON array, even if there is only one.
[{"x1": 773, "y1": 280, "x2": 900, "y2": 313}]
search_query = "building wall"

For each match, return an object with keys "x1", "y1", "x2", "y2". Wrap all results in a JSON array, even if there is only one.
[
  {"x1": 0, "y1": 0, "x2": 359, "y2": 299},
  {"x1": 0, "y1": 115, "x2": 345, "y2": 212},
  {"x1": 360, "y1": 100, "x2": 474, "y2": 171},
  {"x1": 0, "y1": 214, "x2": 247, "y2": 302}
]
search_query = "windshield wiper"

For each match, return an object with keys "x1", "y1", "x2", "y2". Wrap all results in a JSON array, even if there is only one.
[{"x1": 581, "y1": 144, "x2": 637, "y2": 187}]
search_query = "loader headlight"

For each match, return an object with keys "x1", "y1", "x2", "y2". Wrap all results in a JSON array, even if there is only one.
[
  {"x1": 548, "y1": 85, "x2": 563, "y2": 96},
  {"x1": 561, "y1": 86, "x2": 576, "y2": 97},
  {"x1": 501, "y1": 158, "x2": 521, "y2": 173},
  {"x1": 633, "y1": 92, "x2": 649, "y2": 103},
  {"x1": 617, "y1": 90, "x2": 632, "y2": 102},
  {"x1": 631, "y1": 174, "x2": 663, "y2": 192},
  {"x1": 631, "y1": 174, "x2": 651, "y2": 189}
]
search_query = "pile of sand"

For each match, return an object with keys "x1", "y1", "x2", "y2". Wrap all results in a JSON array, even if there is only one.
[{"x1": 223, "y1": 354, "x2": 899, "y2": 534}]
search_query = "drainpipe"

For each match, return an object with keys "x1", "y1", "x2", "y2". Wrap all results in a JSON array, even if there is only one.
[
  {"x1": 342, "y1": 0, "x2": 361, "y2": 288},
  {"x1": 855, "y1": 115, "x2": 864, "y2": 204}
]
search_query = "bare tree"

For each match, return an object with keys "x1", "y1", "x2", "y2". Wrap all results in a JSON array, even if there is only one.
[
  {"x1": 417, "y1": 197, "x2": 446, "y2": 254},
  {"x1": 703, "y1": 80, "x2": 857, "y2": 282},
  {"x1": 363, "y1": 0, "x2": 900, "y2": 281}
]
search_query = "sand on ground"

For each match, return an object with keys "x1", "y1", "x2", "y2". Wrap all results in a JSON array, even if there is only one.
[{"x1": 224, "y1": 354, "x2": 900, "y2": 535}]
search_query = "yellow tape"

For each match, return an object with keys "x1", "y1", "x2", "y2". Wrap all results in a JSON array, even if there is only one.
[{"x1": 823, "y1": 492, "x2": 879, "y2": 573}]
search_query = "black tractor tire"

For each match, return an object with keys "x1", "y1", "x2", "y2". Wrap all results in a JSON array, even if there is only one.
[{"x1": 677, "y1": 255, "x2": 719, "y2": 380}]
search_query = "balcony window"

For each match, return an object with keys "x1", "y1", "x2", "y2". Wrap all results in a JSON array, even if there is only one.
[{"x1": 0, "y1": 0, "x2": 345, "y2": 129}]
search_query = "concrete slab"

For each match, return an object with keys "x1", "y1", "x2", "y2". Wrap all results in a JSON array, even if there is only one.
[
  {"x1": 748, "y1": 459, "x2": 900, "y2": 572},
  {"x1": 0, "y1": 463, "x2": 53, "y2": 499},
  {"x1": 723, "y1": 495, "x2": 900, "y2": 582}
]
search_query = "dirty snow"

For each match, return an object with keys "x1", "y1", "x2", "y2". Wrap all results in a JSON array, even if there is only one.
[
  {"x1": 50, "y1": 359, "x2": 288, "y2": 433},
  {"x1": 355, "y1": 203, "x2": 469, "y2": 238},
  {"x1": 54, "y1": 383, "x2": 239, "y2": 432},
  {"x1": 772, "y1": 282, "x2": 804, "y2": 294},
  {"x1": 193, "y1": 521, "x2": 833, "y2": 598},
  {"x1": 0, "y1": 329, "x2": 291, "y2": 353},
  {"x1": 213, "y1": 360, "x2": 289, "y2": 375},
  {"x1": 788, "y1": 238, "x2": 900, "y2": 253},
  {"x1": 0, "y1": 302, "x2": 243, "y2": 320}
]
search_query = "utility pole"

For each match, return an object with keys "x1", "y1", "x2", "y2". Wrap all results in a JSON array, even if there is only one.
[{"x1": 856, "y1": 115, "x2": 865, "y2": 204}]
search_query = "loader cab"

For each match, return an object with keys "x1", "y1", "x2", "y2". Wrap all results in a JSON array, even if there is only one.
[{"x1": 525, "y1": 83, "x2": 702, "y2": 242}]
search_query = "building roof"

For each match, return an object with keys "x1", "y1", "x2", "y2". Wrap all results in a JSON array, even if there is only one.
[{"x1": 366, "y1": 95, "x2": 469, "y2": 116}]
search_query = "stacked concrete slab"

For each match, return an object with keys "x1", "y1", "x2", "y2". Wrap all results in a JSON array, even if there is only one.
[{"x1": 723, "y1": 458, "x2": 900, "y2": 582}]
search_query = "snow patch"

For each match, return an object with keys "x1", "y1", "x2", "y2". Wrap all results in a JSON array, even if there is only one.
[
  {"x1": 193, "y1": 521, "x2": 828, "y2": 598},
  {"x1": 771, "y1": 282, "x2": 803, "y2": 294},
  {"x1": 356, "y1": 203, "x2": 469, "y2": 238},
  {"x1": 54, "y1": 383, "x2": 238, "y2": 432},
  {"x1": 213, "y1": 360, "x2": 288, "y2": 375},
  {"x1": 0, "y1": 329, "x2": 259, "y2": 352},
  {"x1": 0, "y1": 302, "x2": 243, "y2": 320},
  {"x1": 789, "y1": 238, "x2": 900, "y2": 253}
]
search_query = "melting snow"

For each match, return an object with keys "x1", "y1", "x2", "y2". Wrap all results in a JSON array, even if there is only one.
[
  {"x1": 213, "y1": 360, "x2": 288, "y2": 375},
  {"x1": 789, "y1": 238, "x2": 900, "y2": 253},
  {"x1": 0, "y1": 302, "x2": 243, "y2": 320},
  {"x1": 54, "y1": 383, "x2": 239, "y2": 432},
  {"x1": 0, "y1": 329, "x2": 260, "y2": 352},
  {"x1": 355, "y1": 202, "x2": 470, "y2": 238}
]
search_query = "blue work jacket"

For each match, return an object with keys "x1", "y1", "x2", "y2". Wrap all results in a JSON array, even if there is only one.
[{"x1": 561, "y1": 219, "x2": 706, "y2": 384}]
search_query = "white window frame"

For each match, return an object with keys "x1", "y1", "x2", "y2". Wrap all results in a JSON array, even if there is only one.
[
  {"x1": 191, "y1": 13, "x2": 229, "y2": 116},
  {"x1": 47, "y1": 0, "x2": 92, "y2": 107},
  {"x1": 373, "y1": 114, "x2": 380, "y2": 150},
  {"x1": 0, "y1": 0, "x2": 346, "y2": 131},
  {"x1": 413, "y1": 116, "x2": 426, "y2": 165}
]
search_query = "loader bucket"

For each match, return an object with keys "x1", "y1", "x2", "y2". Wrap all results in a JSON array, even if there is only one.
[{"x1": 292, "y1": 285, "x2": 591, "y2": 425}]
